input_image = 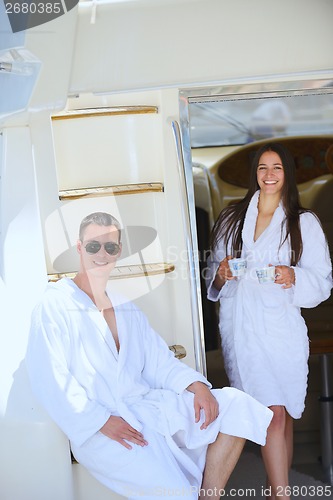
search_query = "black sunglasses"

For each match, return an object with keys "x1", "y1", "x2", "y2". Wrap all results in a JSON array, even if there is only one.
[{"x1": 84, "y1": 241, "x2": 120, "y2": 256}]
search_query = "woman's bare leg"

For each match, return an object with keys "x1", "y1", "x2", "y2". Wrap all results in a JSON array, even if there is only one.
[
  {"x1": 261, "y1": 406, "x2": 291, "y2": 500},
  {"x1": 285, "y1": 411, "x2": 293, "y2": 468}
]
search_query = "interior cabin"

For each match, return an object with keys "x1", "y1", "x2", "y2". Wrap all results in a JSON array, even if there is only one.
[
  {"x1": 189, "y1": 97, "x2": 333, "y2": 480},
  {"x1": 1, "y1": 0, "x2": 333, "y2": 499}
]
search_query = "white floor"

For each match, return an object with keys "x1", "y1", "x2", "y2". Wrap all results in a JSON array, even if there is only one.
[{"x1": 205, "y1": 349, "x2": 333, "y2": 486}]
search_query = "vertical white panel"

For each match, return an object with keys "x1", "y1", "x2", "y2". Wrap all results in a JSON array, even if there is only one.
[{"x1": 0, "y1": 127, "x2": 74, "y2": 500}]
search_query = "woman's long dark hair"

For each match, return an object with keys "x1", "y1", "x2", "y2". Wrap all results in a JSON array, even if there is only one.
[{"x1": 211, "y1": 142, "x2": 310, "y2": 266}]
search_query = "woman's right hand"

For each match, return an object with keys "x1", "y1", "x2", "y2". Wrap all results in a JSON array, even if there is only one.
[{"x1": 213, "y1": 255, "x2": 235, "y2": 290}]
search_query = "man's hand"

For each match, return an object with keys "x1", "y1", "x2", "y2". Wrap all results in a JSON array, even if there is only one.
[
  {"x1": 186, "y1": 382, "x2": 219, "y2": 430},
  {"x1": 100, "y1": 416, "x2": 148, "y2": 449}
]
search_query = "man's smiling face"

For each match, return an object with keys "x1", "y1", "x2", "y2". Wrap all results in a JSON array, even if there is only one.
[{"x1": 77, "y1": 223, "x2": 121, "y2": 275}]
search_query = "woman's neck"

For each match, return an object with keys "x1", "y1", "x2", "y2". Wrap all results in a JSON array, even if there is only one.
[{"x1": 258, "y1": 191, "x2": 281, "y2": 215}]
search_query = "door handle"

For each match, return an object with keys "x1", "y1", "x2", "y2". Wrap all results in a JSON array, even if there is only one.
[{"x1": 169, "y1": 344, "x2": 186, "y2": 359}]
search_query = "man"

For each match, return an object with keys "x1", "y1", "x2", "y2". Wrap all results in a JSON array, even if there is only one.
[{"x1": 26, "y1": 212, "x2": 272, "y2": 500}]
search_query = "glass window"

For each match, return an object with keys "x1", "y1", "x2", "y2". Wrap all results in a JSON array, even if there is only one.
[{"x1": 189, "y1": 93, "x2": 333, "y2": 148}]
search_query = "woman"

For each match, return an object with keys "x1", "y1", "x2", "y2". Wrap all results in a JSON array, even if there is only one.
[{"x1": 206, "y1": 142, "x2": 332, "y2": 500}]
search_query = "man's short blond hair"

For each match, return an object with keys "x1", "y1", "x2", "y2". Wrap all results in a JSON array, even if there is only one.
[{"x1": 79, "y1": 212, "x2": 121, "y2": 242}]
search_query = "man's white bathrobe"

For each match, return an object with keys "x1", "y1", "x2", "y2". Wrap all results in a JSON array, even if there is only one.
[
  {"x1": 26, "y1": 277, "x2": 272, "y2": 499},
  {"x1": 206, "y1": 191, "x2": 333, "y2": 419}
]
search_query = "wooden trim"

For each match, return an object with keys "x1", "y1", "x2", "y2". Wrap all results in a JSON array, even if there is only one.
[
  {"x1": 308, "y1": 322, "x2": 333, "y2": 355},
  {"x1": 59, "y1": 183, "x2": 164, "y2": 200},
  {"x1": 52, "y1": 106, "x2": 158, "y2": 121},
  {"x1": 48, "y1": 272, "x2": 76, "y2": 282},
  {"x1": 48, "y1": 263, "x2": 175, "y2": 282},
  {"x1": 309, "y1": 334, "x2": 333, "y2": 355},
  {"x1": 109, "y1": 263, "x2": 175, "y2": 280}
]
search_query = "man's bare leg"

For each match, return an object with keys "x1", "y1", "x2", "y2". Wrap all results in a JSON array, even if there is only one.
[{"x1": 199, "y1": 433, "x2": 245, "y2": 499}]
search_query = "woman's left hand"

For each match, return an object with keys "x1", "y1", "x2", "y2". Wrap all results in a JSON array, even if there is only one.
[{"x1": 274, "y1": 265, "x2": 295, "y2": 289}]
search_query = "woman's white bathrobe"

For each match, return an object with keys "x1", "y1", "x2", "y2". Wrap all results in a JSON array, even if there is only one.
[
  {"x1": 206, "y1": 191, "x2": 332, "y2": 419},
  {"x1": 26, "y1": 277, "x2": 272, "y2": 499}
]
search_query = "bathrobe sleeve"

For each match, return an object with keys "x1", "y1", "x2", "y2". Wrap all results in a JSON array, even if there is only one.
[
  {"x1": 137, "y1": 309, "x2": 211, "y2": 393},
  {"x1": 205, "y1": 243, "x2": 237, "y2": 301},
  {"x1": 292, "y1": 212, "x2": 332, "y2": 308},
  {"x1": 205, "y1": 245, "x2": 225, "y2": 301},
  {"x1": 26, "y1": 296, "x2": 110, "y2": 447}
]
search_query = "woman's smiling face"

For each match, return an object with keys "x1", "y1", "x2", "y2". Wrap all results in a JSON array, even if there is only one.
[{"x1": 257, "y1": 150, "x2": 285, "y2": 196}]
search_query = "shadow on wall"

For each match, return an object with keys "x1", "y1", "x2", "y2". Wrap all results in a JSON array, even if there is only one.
[{"x1": 2, "y1": 361, "x2": 72, "y2": 500}]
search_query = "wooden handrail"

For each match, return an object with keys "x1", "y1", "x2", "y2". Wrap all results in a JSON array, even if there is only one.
[
  {"x1": 59, "y1": 183, "x2": 164, "y2": 200},
  {"x1": 52, "y1": 106, "x2": 158, "y2": 121},
  {"x1": 48, "y1": 263, "x2": 175, "y2": 282}
]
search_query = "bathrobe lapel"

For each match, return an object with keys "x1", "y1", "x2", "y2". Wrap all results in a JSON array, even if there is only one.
[{"x1": 241, "y1": 190, "x2": 286, "y2": 267}]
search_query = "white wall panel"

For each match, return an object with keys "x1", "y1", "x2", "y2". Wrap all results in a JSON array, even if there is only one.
[
  {"x1": 0, "y1": 127, "x2": 73, "y2": 500},
  {"x1": 52, "y1": 113, "x2": 163, "y2": 190},
  {"x1": 70, "y1": 0, "x2": 333, "y2": 95}
]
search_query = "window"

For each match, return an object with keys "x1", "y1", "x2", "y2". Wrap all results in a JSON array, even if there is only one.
[{"x1": 189, "y1": 93, "x2": 333, "y2": 148}]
